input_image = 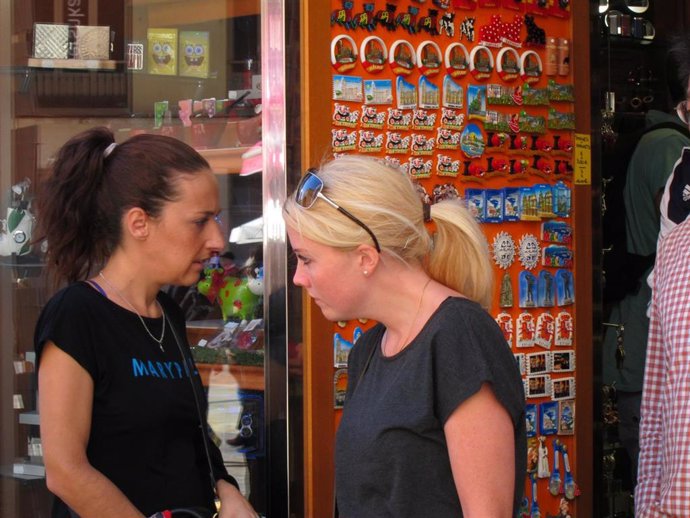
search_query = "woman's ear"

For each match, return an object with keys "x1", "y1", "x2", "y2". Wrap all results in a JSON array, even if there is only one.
[
  {"x1": 356, "y1": 244, "x2": 380, "y2": 275},
  {"x1": 123, "y1": 207, "x2": 150, "y2": 240}
]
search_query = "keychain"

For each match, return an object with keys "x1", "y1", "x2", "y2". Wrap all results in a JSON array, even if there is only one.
[
  {"x1": 530, "y1": 472, "x2": 541, "y2": 518},
  {"x1": 548, "y1": 439, "x2": 561, "y2": 496},
  {"x1": 561, "y1": 444, "x2": 579, "y2": 500}
]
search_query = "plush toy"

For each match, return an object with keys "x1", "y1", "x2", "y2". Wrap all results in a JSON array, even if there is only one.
[{"x1": 198, "y1": 265, "x2": 262, "y2": 321}]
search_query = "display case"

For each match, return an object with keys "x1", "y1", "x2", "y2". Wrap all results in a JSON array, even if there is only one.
[{"x1": 0, "y1": 1, "x2": 300, "y2": 517}]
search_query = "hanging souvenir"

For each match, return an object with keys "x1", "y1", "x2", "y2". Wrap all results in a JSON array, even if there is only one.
[
  {"x1": 358, "y1": 130, "x2": 384, "y2": 153},
  {"x1": 555, "y1": 311, "x2": 573, "y2": 346},
  {"x1": 485, "y1": 111, "x2": 520, "y2": 134},
  {"x1": 543, "y1": 245, "x2": 574, "y2": 269},
  {"x1": 553, "y1": 181, "x2": 572, "y2": 217},
  {"x1": 496, "y1": 47, "x2": 521, "y2": 81},
  {"x1": 534, "y1": 183, "x2": 555, "y2": 217},
  {"x1": 519, "y1": 111, "x2": 546, "y2": 134},
  {"x1": 499, "y1": 271, "x2": 514, "y2": 307},
  {"x1": 519, "y1": 234, "x2": 541, "y2": 269},
  {"x1": 542, "y1": 221, "x2": 573, "y2": 245},
  {"x1": 333, "y1": 103, "x2": 360, "y2": 127},
  {"x1": 440, "y1": 107, "x2": 465, "y2": 130},
  {"x1": 436, "y1": 155, "x2": 462, "y2": 176},
  {"x1": 550, "y1": 0, "x2": 571, "y2": 19},
  {"x1": 418, "y1": 77, "x2": 440, "y2": 109},
  {"x1": 333, "y1": 74, "x2": 363, "y2": 102},
  {"x1": 501, "y1": 14, "x2": 524, "y2": 48},
  {"x1": 360, "y1": 36, "x2": 388, "y2": 73},
  {"x1": 548, "y1": 80, "x2": 575, "y2": 102},
  {"x1": 385, "y1": 131, "x2": 411, "y2": 153},
  {"x1": 549, "y1": 440, "x2": 562, "y2": 496},
  {"x1": 558, "y1": 400, "x2": 575, "y2": 435},
  {"x1": 520, "y1": 50, "x2": 543, "y2": 84},
  {"x1": 445, "y1": 43, "x2": 470, "y2": 78},
  {"x1": 331, "y1": 35, "x2": 358, "y2": 73},
  {"x1": 460, "y1": 123, "x2": 485, "y2": 158},
  {"x1": 395, "y1": 76, "x2": 418, "y2": 109},
  {"x1": 364, "y1": 79, "x2": 393, "y2": 105},
  {"x1": 469, "y1": 45, "x2": 494, "y2": 80},
  {"x1": 360, "y1": 105, "x2": 386, "y2": 129},
  {"x1": 439, "y1": 11, "x2": 456, "y2": 37},
  {"x1": 386, "y1": 107, "x2": 412, "y2": 130},
  {"x1": 467, "y1": 84, "x2": 487, "y2": 121},
  {"x1": 516, "y1": 312, "x2": 536, "y2": 348},
  {"x1": 417, "y1": 40, "x2": 443, "y2": 76},
  {"x1": 519, "y1": 187, "x2": 539, "y2": 220},
  {"x1": 462, "y1": 160, "x2": 486, "y2": 178},
  {"x1": 519, "y1": 271, "x2": 538, "y2": 308},
  {"x1": 389, "y1": 40, "x2": 416, "y2": 76},
  {"x1": 492, "y1": 231, "x2": 516, "y2": 269},
  {"x1": 525, "y1": 0, "x2": 549, "y2": 17},
  {"x1": 525, "y1": 404, "x2": 537, "y2": 437}
]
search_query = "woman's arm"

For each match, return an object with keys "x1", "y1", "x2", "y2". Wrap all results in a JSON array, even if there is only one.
[
  {"x1": 39, "y1": 341, "x2": 145, "y2": 518},
  {"x1": 444, "y1": 383, "x2": 516, "y2": 518},
  {"x1": 216, "y1": 479, "x2": 258, "y2": 518}
]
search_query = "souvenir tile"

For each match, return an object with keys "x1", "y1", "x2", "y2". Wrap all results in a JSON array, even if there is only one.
[
  {"x1": 535, "y1": 312, "x2": 555, "y2": 350},
  {"x1": 333, "y1": 103, "x2": 360, "y2": 127},
  {"x1": 558, "y1": 400, "x2": 575, "y2": 435},
  {"x1": 417, "y1": 40, "x2": 442, "y2": 76},
  {"x1": 385, "y1": 132, "x2": 411, "y2": 154},
  {"x1": 543, "y1": 245, "x2": 574, "y2": 269},
  {"x1": 460, "y1": 123, "x2": 485, "y2": 158},
  {"x1": 541, "y1": 221, "x2": 573, "y2": 245},
  {"x1": 526, "y1": 374, "x2": 550, "y2": 398},
  {"x1": 537, "y1": 270, "x2": 555, "y2": 307},
  {"x1": 465, "y1": 189, "x2": 486, "y2": 222},
  {"x1": 431, "y1": 182, "x2": 460, "y2": 203},
  {"x1": 467, "y1": 84, "x2": 487, "y2": 121},
  {"x1": 539, "y1": 401, "x2": 559, "y2": 435},
  {"x1": 386, "y1": 108, "x2": 412, "y2": 130},
  {"x1": 360, "y1": 36, "x2": 387, "y2": 74},
  {"x1": 418, "y1": 77, "x2": 440, "y2": 109},
  {"x1": 75, "y1": 25, "x2": 111, "y2": 61},
  {"x1": 552, "y1": 377, "x2": 576, "y2": 401},
  {"x1": 33, "y1": 23, "x2": 70, "y2": 59},
  {"x1": 525, "y1": 403, "x2": 537, "y2": 437},
  {"x1": 332, "y1": 128, "x2": 358, "y2": 152},
  {"x1": 358, "y1": 130, "x2": 384, "y2": 153},
  {"x1": 555, "y1": 311, "x2": 573, "y2": 346},
  {"x1": 445, "y1": 43, "x2": 470, "y2": 79},
  {"x1": 333, "y1": 75, "x2": 363, "y2": 102},
  {"x1": 331, "y1": 35, "x2": 358, "y2": 73},
  {"x1": 408, "y1": 157, "x2": 434, "y2": 179},
  {"x1": 334, "y1": 369, "x2": 348, "y2": 409},
  {"x1": 496, "y1": 312, "x2": 514, "y2": 347},
  {"x1": 519, "y1": 234, "x2": 541, "y2": 270},
  {"x1": 499, "y1": 271, "x2": 514, "y2": 308},
  {"x1": 360, "y1": 105, "x2": 386, "y2": 129},
  {"x1": 515, "y1": 353, "x2": 526, "y2": 376},
  {"x1": 548, "y1": 108, "x2": 576, "y2": 130},
  {"x1": 442, "y1": 75, "x2": 465, "y2": 109},
  {"x1": 364, "y1": 79, "x2": 393, "y2": 105},
  {"x1": 552, "y1": 350, "x2": 575, "y2": 373},
  {"x1": 516, "y1": 312, "x2": 536, "y2": 348},
  {"x1": 436, "y1": 155, "x2": 462, "y2": 177},
  {"x1": 485, "y1": 190, "x2": 504, "y2": 222},
  {"x1": 527, "y1": 351, "x2": 550, "y2": 376},
  {"x1": 437, "y1": 128, "x2": 461, "y2": 150},
  {"x1": 389, "y1": 40, "x2": 416, "y2": 76},
  {"x1": 440, "y1": 108, "x2": 465, "y2": 130},
  {"x1": 396, "y1": 76, "x2": 418, "y2": 109},
  {"x1": 556, "y1": 269, "x2": 575, "y2": 306},
  {"x1": 537, "y1": 436, "x2": 550, "y2": 479},
  {"x1": 412, "y1": 109, "x2": 438, "y2": 131}
]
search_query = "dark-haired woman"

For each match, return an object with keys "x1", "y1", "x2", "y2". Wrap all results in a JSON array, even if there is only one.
[{"x1": 34, "y1": 127, "x2": 257, "y2": 518}]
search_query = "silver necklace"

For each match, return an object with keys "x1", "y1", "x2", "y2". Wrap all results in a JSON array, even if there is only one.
[{"x1": 98, "y1": 271, "x2": 166, "y2": 351}]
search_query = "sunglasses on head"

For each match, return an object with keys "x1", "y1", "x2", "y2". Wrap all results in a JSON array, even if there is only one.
[{"x1": 294, "y1": 169, "x2": 381, "y2": 253}]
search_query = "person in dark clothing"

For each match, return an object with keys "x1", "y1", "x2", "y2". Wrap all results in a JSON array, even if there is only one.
[{"x1": 33, "y1": 127, "x2": 257, "y2": 518}]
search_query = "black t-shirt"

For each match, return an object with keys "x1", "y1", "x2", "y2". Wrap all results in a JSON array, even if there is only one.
[
  {"x1": 335, "y1": 297, "x2": 527, "y2": 518},
  {"x1": 35, "y1": 283, "x2": 233, "y2": 516}
]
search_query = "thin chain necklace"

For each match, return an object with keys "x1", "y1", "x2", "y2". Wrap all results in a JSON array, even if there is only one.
[
  {"x1": 98, "y1": 271, "x2": 166, "y2": 351},
  {"x1": 383, "y1": 277, "x2": 433, "y2": 356}
]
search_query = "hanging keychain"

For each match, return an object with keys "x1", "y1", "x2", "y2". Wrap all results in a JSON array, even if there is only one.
[
  {"x1": 561, "y1": 444, "x2": 580, "y2": 500},
  {"x1": 530, "y1": 472, "x2": 541, "y2": 518},
  {"x1": 548, "y1": 439, "x2": 561, "y2": 496}
]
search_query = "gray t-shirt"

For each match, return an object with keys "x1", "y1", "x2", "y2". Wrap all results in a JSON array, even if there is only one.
[{"x1": 335, "y1": 297, "x2": 526, "y2": 518}]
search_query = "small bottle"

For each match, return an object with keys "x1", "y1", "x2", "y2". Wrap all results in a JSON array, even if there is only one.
[
  {"x1": 557, "y1": 38, "x2": 570, "y2": 76},
  {"x1": 545, "y1": 37, "x2": 558, "y2": 76}
]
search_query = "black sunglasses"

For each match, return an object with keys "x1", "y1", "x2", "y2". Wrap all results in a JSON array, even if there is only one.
[{"x1": 295, "y1": 169, "x2": 381, "y2": 253}]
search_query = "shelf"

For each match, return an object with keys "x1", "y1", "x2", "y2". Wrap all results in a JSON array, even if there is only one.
[{"x1": 28, "y1": 58, "x2": 118, "y2": 70}]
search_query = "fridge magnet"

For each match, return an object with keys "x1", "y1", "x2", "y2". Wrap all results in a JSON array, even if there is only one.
[
  {"x1": 460, "y1": 123, "x2": 485, "y2": 157},
  {"x1": 487, "y1": 84, "x2": 522, "y2": 106},
  {"x1": 384, "y1": 157, "x2": 407, "y2": 174},
  {"x1": 440, "y1": 108, "x2": 465, "y2": 130},
  {"x1": 487, "y1": 157, "x2": 510, "y2": 175},
  {"x1": 503, "y1": 187, "x2": 521, "y2": 221},
  {"x1": 553, "y1": 181, "x2": 572, "y2": 217},
  {"x1": 419, "y1": 77, "x2": 440, "y2": 109},
  {"x1": 535, "y1": 312, "x2": 555, "y2": 349},
  {"x1": 548, "y1": 80, "x2": 575, "y2": 102},
  {"x1": 519, "y1": 187, "x2": 539, "y2": 220},
  {"x1": 360, "y1": 105, "x2": 386, "y2": 129},
  {"x1": 549, "y1": 440, "x2": 562, "y2": 496},
  {"x1": 496, "y1": 312, "x2": 514, "y2": 346},
  {"x1": 524, "y1": 14, "x2": 546, "y2": 47},
  {"x1": 395, "y1": 76, "x2": 418, "y2": 109},
  {"x1": 334, "y1": 369, "x2": 348, "y2": 409},
  {"x1": 561, "y1": 444, "x2": 580, "y2": 500},
  {"x1": 360, "y1": 36, "x2": 387, "y2": 73},
  {"x1": 354, "y1": 2, "x2": 377, "y2": 31},
  {"x1": 462, "y1": 160, "x2": 486, "y2": 179},
  {"x1": 333, "y1": 103, "x2": 360, "y2": 127},
  {"x1": 501, "y1": 14, "x2": 524, "y2": 48},
  {"x1": 412, "y1": 109, "x2": 437, "y2": 131},
  {"x1": 519, "y1": 234, "x2": 541, "y2": 270},
  {"x1": 334, "y1": 326, "x2": 362, "y2": 367},
  {"x1": 436, "y1": 155, "x2": 462, "y2": 176},
  {"x1": 408, "y1": 157, "x2": 433, "y2": 179},
  {"x1": 499, "y1": 271, "x2": 514, "y2": 307},
  {"x1": 410, "y1": 134, "x2": 436, "y2": 155},
  {"x1": 331, "y1": 0, "x2": 355, "y2": 29},
  {"x1": 148, "y1": 28, "x2": 178, "y2": 75},
  {"x1": 532, "y1": 155, "x2": 554, "y2": 177},
  {"x1": 548, "y1": 108, "x2": 576, "y2": 130},
  {"x1": 389, "y1": 40, "x2": 416, "y2": 76},
  {"x1": 469, "y1": 45, "x2": 494, "y2": 81},
  {"x1": 431, "y1": 182, "x2": 460, "y2": 203},
  {"x1": 467, "y1": 85, "x2": 487, "y2": 121},
  {"x1": 385, "y1": 132, "x2": 411, "y2": 153},
  {"x1": 485, "y1": 111, "x2": 521, "y2": 134},
  {"x1": 552, "y1": 377, "x2": 575, "y2": 401},
  {"x1": 417, "y1": 40, "x2": 443, "y2": 76},
  {"x1": 487, "y1": 131, "x2": 510, "y2": 151},
  {"x1": 555, "y1": 160, "x2": 574, "y2": 175},
  {"x1": 458, "y1": 16, "x2": 477, "y2": 42},
  {"x1": 496, "y1": 47, "x2": 521, "y2": 82},
  {"x1": 485, "y1": 190, "x2": 504, "y2": 222},
  {"x1": 543, "y1": 246, "x2": 574, "y2": 269},
  {"x1": 439, "y1": 11, "x2": 456, "y2": 36},
  {"x1": 492, "y1": 231, "x2": 516, "y2": 269},
  {"x1": 418, "y1": 9, "x2": 441, "y2": 36},
  {"x1": 552, "y1": 350, "x2": 575, "y2": 373},
  {"x1": 478, "y1": 14, "x2": 503, "y2": 48},
  {"x1": 555, "y1": 311, "x2": 573, "y2": 346},
  {"x1": 527, "y1": 374, "x2": 550, "y2": 398},
  {"x1": 527, "y1": 437, "x2": 539, "y2": 473},
  {"x1": 519, "y1": 270, "x2": 538, "y2": 308},
  {"x1": 397, "y1": 6, "x2": 420, "y2": 35},
  {"x1": 436, "y1": 128, "x2": 461, "y2": 150},
  {"x1": 179, "y1": 31, "x2": 209, "y2": 78},
  {"x1": 331, "y1": 35, "x2": 358, "y2": 73},
  {"x1": 375, "y1": 3, "x2": 398, "y2": 32},
  {"x1": 538, "y1": 270, "x2": 555, "y2": 307},
  {"x1": 517, "y1": 312, "x2": 536, "y2": 348},
  {"x1": 522, "y1": 83, "x2": 550, "y2": 106},
  {"x1": 465, "y1": 189, "x2": 486, "y2": 221},
  {"x1": 525, "y1": 404, "x2": 537, "y2": 437},
  {"x1": 386, "y1": 108, "x2": 412, "y2": 130},
  {"x1": 527, "y1": 351, "x2": 550, "y2": 376},
  {"x1": 534, "y1": 183, "x2": 555, "y2": 217},
  {"x1": 541, "y1": 221, "x2": 573, "y2": 245},
  {"x1": 539, "y1": 401, "x2": 559, "y2": 435},
  {"x1": 538, "y1": 436, "x2": 551, "y2": 478},
  {"x1": 332, "y1": 128, "x2": 358, "y2": 152},
  {"x1": 520, "y1": 50, "x2": 542, "y2": 84},
  {"x1": 555, "y1": 269, "x2": 574, "y2": 306},
  {"x1": 442, "y1": 75, "x2": 464, "y2": 109},
  {"x1": 445, "y1": 43, "x2": 470, "y2": 78},
  {"x1": 558, "y1": 400, "x2": 575, "y2": 435},
  {"x1": 358, "y1": 130, "x2": 384, "y2": 153},
  {"x1": 364, "y1": 79, "x2": 393, "y2": 104},
  {"x1": 519, "y1": 111, "x2": 546, "y2": 134},
  {"x1": 515, "y1": 353, "x2": 526, "y2": 376},
  {"x1": 333, "y1": 75, "x2": 363, "y2": 102}
]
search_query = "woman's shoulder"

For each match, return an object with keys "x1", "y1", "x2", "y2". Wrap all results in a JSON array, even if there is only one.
[{"x1": 43, "y1": 282, "x2": 101, "y2": 313}]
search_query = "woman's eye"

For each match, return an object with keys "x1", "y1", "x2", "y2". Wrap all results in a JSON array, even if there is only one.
[{"x1": 194, "y1": 217, "x2": 209, "y2": 228}]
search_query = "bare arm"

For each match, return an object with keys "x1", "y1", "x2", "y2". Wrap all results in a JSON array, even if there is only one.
[
  {"x1": 39, "y1": 341, "x2": 145, "y2": 518},
  {"x1": 216, "y1": 479, "x2": 257, "y2": 518},
  {"x1": 444, "y1": 383, "x2": 516, "y2": 518}
]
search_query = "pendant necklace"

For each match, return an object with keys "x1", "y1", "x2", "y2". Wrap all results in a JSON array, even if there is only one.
[
  {"x1": 383, "y1": 277, "x2": 432, "y2": 356},
  {"x1": 98, "y1": 271, "x2": 166, "y2": 351}
]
